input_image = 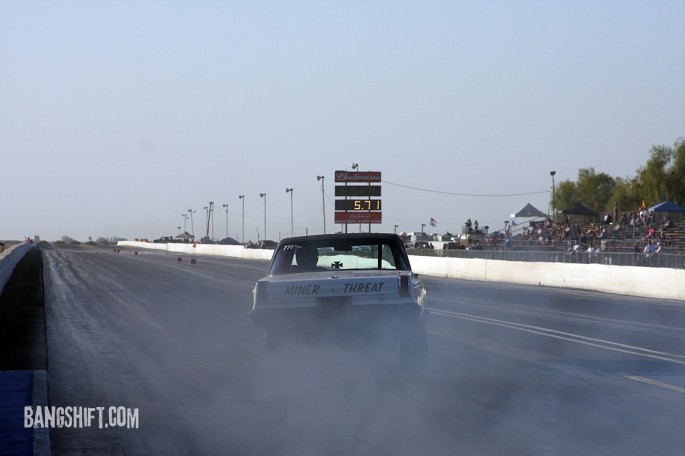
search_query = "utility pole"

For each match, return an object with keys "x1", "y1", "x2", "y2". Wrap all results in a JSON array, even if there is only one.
[
  {"x1": 317, "y1": 175, "x2": 326, "y2": 234},
  {"x1": 222, "y1": 203, "x2": 229, "y2": 238},
  {"x1": 260, "y1": 193, "x2": 267, "y2": 241},
  {"x1": 238, "y1": 195, "x2": 245, "y2": 244},
  {"x1": 204, "y1": 202, "x2": 214, "y2": 241},
  {"x1": 550, "y1": 171, "x2": 556, "y2": 222},
  {"x1": 188, "y1": 209, "x2": 196, "y2": 240},
  {"x1": 286, "y1": 188, "x2": 294, "y2": 237}
]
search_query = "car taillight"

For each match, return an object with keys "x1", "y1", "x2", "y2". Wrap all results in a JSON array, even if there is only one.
[
  {"x1": 255, "y1": 281, "x2": 269, "y2": 303},
  {"x1": 399, "y1": 274, "x2": 410, "y2": 297}
]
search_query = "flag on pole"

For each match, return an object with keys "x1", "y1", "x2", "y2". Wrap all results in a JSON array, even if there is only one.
[{"x1": 430, "y1": 218, "x2": 437, "y2": 227}]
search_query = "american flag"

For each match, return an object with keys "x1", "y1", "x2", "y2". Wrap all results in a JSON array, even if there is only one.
[{"x1": 430, "y1": 218, "x2": 437, "y2": 227}]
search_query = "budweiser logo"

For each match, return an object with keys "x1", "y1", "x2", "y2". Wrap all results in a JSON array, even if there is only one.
[{"x1": 334, "y1": 171, "x2": 382, "y2": 183}]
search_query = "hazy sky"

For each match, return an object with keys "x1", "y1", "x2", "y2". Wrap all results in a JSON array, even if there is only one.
[{"x1": 2, "y1": 0, "x2": 684, "y2": 242}]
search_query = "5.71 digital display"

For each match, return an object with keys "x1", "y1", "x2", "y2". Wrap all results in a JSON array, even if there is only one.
[{"x1": 334, "y1": 199, "x2": 382, "y2": 211}]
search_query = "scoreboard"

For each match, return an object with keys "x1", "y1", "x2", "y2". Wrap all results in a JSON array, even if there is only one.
[{"x1": 334, "y1": 170, "x2": 382, "y2": 225}]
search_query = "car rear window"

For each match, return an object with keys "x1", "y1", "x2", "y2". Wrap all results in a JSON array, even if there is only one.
[{"x1": 269, "y1": 239, "x2": 407, "y2": 275}]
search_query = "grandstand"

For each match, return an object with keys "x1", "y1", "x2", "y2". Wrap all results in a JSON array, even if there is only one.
[{"x1": 408, "y1": 212, "x2": 685, "y2": 268}]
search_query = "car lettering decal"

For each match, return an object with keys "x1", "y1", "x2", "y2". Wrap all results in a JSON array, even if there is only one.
[
  {"x1": 343, "y1": 282, "x2": 384, "y2": 294},
  {"x1": 284, "y1": 284, "x2": 320, "y2": 296}
]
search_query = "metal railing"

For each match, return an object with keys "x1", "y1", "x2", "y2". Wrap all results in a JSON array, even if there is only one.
[{"x1": 407, "y1": 247, "x2": 685, "y2": 269}]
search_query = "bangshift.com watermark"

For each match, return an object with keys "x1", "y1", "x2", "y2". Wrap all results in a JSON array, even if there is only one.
[{"x1": 24, "y1": 406, "x2": 139, "y2": 429}]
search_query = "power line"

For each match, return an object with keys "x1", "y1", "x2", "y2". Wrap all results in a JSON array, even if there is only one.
[{"x1": 382, "y1": 180, "x2": 550, "y2": 197}]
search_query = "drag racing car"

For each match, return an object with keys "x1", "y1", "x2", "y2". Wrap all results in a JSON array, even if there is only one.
[{"x1": 248, "y1": 233, "x2": 427, "y2": 361}]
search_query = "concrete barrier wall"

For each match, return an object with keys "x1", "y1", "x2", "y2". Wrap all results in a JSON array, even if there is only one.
[
  {"x1": 118, "y1": 241, "x2": 274, "y2": 261},
  {"x1": 118, "y1": 241, "x2": 685, "y2": 301},
  {"x1": 408, "y1": 255, "x2": 685, "y2": 301},
  {"x1": 0, "y1": 242, "x2": 34, "y2": 295}
]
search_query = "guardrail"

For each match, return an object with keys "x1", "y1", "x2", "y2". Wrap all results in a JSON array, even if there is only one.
[
  {"x1": 0, "y1": 242, "x2": 34, "y2": 294},
  {"x1": 406, "y1": 248, "x2": 685, "y2": 269}
]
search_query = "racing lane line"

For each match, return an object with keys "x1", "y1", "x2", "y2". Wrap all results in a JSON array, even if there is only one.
[
  {"x1": 623, "y1": 376, "x2": 685, "y2": 395},
  {"x1": 429, "y1": 308, "x2": 685, "y2": 365},
  {"x1": 430, "y1": 292, "x2": 684, "y2": 333}
]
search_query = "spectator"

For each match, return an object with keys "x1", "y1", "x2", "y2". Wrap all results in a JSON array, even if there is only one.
[
  {"x1": 587, "y1": 244, "x2": 598, "y2": 257},
  {"x1": 662, "y1": 216, "x2": 674, "y2": 231},
  {"x1": 630, "y1": 213, "x2": 639, "y2": 228},
  {"x1": 644, "y1": 240, "x2": 657, "y2": 258},
  {"x1": 603, "y1": 213, "x2": 613, "y2": 226},
  {"x1": 619, "y1": 213, "x2": 629, "y2": 227}
]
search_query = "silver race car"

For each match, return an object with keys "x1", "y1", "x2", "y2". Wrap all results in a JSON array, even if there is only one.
[{"x1": 249, "y1": 233, "x2": 427, "y2": 361}]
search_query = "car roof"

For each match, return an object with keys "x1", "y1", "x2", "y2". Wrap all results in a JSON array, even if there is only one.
[{"x1": 277, "y1": 233, "x2": 403, "y2": 245}]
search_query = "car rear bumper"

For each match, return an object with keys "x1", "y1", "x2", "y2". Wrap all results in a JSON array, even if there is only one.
[{"x1": 248, "y1": 303, "x2": 424, "y2": 337}]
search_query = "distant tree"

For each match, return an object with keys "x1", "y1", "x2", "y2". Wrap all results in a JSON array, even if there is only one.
[
  {"x1": 552, "y1": 180, "x2": 579, "y2": 213},
  {"x1": 633, "y1": 139, "x2": 685, "y2": 206},
  {"x1": 576, "y1": 168, "x2": 615, "y2": 214},
  {"x1": 636, "y1": 145, "x2": 673, "y2": 204},
  {"x1": 668, "y1": 138, "x2": 685, "y2": 205},
  {"x1": 553, "y1": 168, "x2": 615, "y2": 215},
  {"x1": 552, "y1": 138, "x2": 683, "y2": 218},
  {"x1": 608, "y1": 176, "x2": 642, "y2": 213}
]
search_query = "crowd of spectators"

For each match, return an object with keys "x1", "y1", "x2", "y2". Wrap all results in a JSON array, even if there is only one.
[{"x1": 500, "y1": 208, "x2": 683, "y2": 257}]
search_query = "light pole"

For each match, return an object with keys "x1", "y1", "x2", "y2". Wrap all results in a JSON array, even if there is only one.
[
  {"x1": 238, "y1": 195, "x2": 245, "y2": 244},
  {"x1": 260, "y1": 193, "x2": 267, "y2": 241},
  {"x1": 188, "y1": 209, "x2": 196, "y2": 240},
  {"x1": 286, "y1": 188, "x2": 294, "y2": 237},
  {"x1": 181, "y1": 213, "x2": 188, "y2": 233},
  {"x1": 421, "y1": 223, "x2": 426, "y2": 246},
  {"x1": 204, "y1": 206, "x2": 209, "y2": 239},
  {"x1": 209, "y1": 201, "x2": 214, "y2": 241},
  {"x1": 550, "y1": 170, "x2": 556, "y2": 221},
  {"x1": 222, "y1": 204, "x2": 229, "y2": 239},
  {"x1": 394, "y1": 224, "x2": 398, "y2": 234},
  {"x1": 317, "y1": 175, "x2": 326, "y2": 234}
]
